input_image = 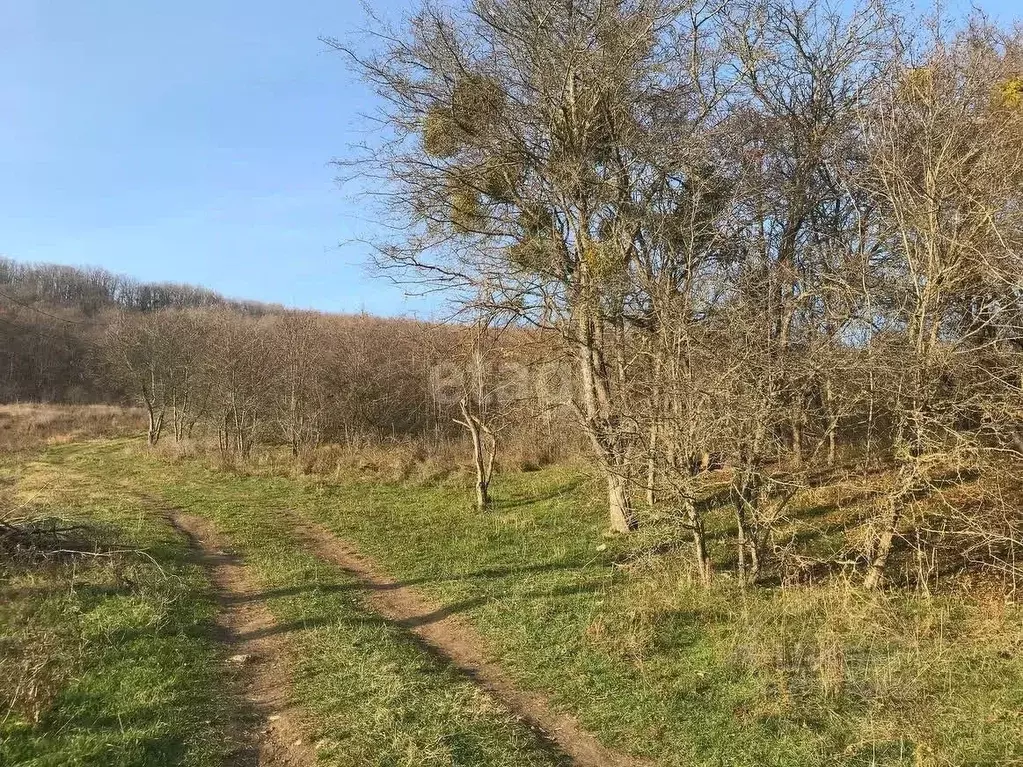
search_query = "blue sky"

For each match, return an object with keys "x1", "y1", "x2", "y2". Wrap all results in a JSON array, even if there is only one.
[
  {"x1": 1, "y1": 0, "x2": 423, "y2": 315},
  {"x1": 1, "y1": 0, "x2": 1017, "y2": 316}
]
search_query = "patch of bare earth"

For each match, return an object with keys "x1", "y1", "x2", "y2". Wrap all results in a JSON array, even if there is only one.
[
  {"x1": 168, "y1": 512, "x2": 316, "y2": 767},
  {"x1": 285, "y1": 512, "x2": 652, "y2": 767}
]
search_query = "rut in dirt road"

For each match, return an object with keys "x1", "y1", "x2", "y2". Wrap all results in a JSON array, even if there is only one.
[
  {"x1": 168, "y1": 512, "x2": 316, "y2": 767},
  {"x1": 285, "y1": 512, "x2": 653, "y2": 767}
]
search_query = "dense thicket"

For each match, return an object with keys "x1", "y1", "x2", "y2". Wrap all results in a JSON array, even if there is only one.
[
  {"x1": 335, "y1": 0, "x2": 1023, "y2": 587},
  {"x1": 0, "y1": 257, "x2": 274, "y2": 402},
  {"x1": 0, "y1": 259, "x2": 558, "y2": 459},
  {"x1": 99, "y1": 307, "x2": 474, "y2": 451},
  {"x1": 0, "y1": 257, "x2": 268, "y2": 314}
]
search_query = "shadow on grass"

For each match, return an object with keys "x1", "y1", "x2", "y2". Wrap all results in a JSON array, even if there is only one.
[
  {"x1": 239, "y1": 558, "x2": 597, "y2": 603},
  {"x1": 327, "y1": 609, "x2": 577, "y2": 766},
  {"x1": 222, "y1": 583, "x2": 355, "y2": 605},
  {"x1": 234, "y1": 579, "x2": 606, "y2": 641},
  {"x1": 488, "y1": 477, "x2": 588, "y2": 512}
]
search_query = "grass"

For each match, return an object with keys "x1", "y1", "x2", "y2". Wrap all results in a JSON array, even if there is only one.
[
  {"x1": 2, "y1": 444, "x2": 567, "y2": 766},
  {"x1": 11, "y1": 438, "x2": 1023, "y2": 766},
  {"x1": 295, "y1": 471, "x2": 1023, "y2": 766},
  {"x1": 136, "y1": 477, "x2": 569, "y2": 766},
  {"x1": 0, "y1": 453, "x2": 230, "y2": 767}
]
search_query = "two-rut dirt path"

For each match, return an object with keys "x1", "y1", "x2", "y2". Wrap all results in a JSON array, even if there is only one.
[{"x1": 171, "y1": 506, "x2": 650, "y2": 767}]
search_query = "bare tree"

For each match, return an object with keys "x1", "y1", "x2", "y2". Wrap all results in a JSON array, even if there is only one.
[
  {"x1": 860, "y1": 17, "x2": 1023, "y2": 587},
  {"x1": 451, "y1": 317, "x2": 507, "y2": 510},
  {"x1": 269, "y1": 311, "x2": 329, "y2": 456},
  {"x1": 102, "y1": 310, "x2": 208, "y2": 445},
  {"x1": 206, "y1": 311, "x2": 275, "y2": 458},
  {"x1": 333, "y1": 0, "x2": 755, "y2": 532}
]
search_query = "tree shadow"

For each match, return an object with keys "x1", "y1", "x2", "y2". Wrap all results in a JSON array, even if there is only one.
[
  {"x1": 222, "y1": 583, "x2": 355, "y2": 605},
  {"x1": 324, "y1": 557, "x2": 594, "y2": 594},
  {"x1": 327, "y1": 605, "x2": 575, "y2": 765},
  {"x1": 489, "y1": 477, "x2": 588, "y2": 511},
  {"x1": 232, "y1": 581, "x2": 604, "y2": 642}
]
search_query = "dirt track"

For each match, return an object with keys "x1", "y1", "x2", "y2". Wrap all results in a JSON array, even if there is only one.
[
  {"x1": 286, "y1": 511, "x2": 651, "y2": 767},
  {"x1": 170, "y1": 506, "x2": 648, "y2": 767},
  {"x1": 169, "y1": 512, "x2": 316, "y2": 767}
]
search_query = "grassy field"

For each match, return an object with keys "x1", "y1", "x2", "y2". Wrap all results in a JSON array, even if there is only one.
[
  {"x1": 0, "y1": 404, "x2": 145, "y2": 454},
  {"x1": 0, "y1": 444, "x2": 571, "y2": 766},
  {"x1": 3, "y1": 438, "x2": 1022, "y2": 765}
]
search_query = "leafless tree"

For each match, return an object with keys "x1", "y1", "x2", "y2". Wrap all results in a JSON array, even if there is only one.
[
  {"x1": 859, "y1": 16, "x2": 1023, "y2": 587},
  {"x1": 332, "y1": 0, "x2": 752, "y2": 533},
  {"x1": 451, "y1": 316, "x2": 508, "y2": 510},
  {"x1": 102, "y1": 310, "x2": 210, "y2": 445},
  {"x1": 268, "y1": 311, "x2": 330, "y2": 455}
]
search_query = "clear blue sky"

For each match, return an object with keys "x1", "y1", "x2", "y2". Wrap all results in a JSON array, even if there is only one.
[
  {"x1": 1, "y1": 1, "x2": 1016, "y2": 316},
  {"x1": 0, "y1": 0, "x2": 425, "y2": 315}
]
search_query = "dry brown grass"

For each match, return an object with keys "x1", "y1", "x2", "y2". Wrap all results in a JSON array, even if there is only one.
[
  {"x1": 141, "y1": 426, "x2": 581, "y2": 486},
  {"x1": 587, "y1": 553, "x2": 1023, "y2": 762},
  {"x1": 0, "y1": 403, "x2": 145, "y2": 453}
]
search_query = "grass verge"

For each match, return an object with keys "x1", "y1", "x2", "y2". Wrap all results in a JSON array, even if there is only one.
[{"x1": 0, "y1": 453, "x2": 229, "y2": 767}]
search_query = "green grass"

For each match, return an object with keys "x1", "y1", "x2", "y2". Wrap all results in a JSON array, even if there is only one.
[
  {"x1": 32, "y1": 440, "x2": 1023, "y2": 766},
  {"x1": 140, "y1": 480, "x2": 568, "y2": 766},
  {"x1": 5, "y1": 444, "x2": 566, "y2": 766},
  {"x1": 0, "y1": 455, "x2": 230, "y2": 767}
]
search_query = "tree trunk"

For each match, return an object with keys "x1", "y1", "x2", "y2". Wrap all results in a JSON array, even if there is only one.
[
  {"x1": 646, "y1": 351, "x2": 663, "y2": 508},
  {"x1": 290, "y1": 378, "x2": 299, "y2": 457},
  {"x1": 864, "y1": 500, "x2": 900, "y2": 590},
  {"x1": 475, "y1": 473, "x2": 490, "y2": 511},
  {"x1": 823, "y1": 376, "x2": 838, "y2": 465},
  {"x1": 790, "y1": 397, "x2": 803, "y2": 467},
  {"x1": 458, "y1": 398, "x2": 493, "y2": 512},
  {"x1": 646, "y1": 420, "x2": 658, "y2": 508},
  {"x1": 574, "y1": 295, "x2": 637, "y2": 534},
  {"x1": 470, "y1": 422, "x2": 489, "y2": 511},
  {"x1": 607, "y1": 472, "x2": 636, "y2": 533},
  {"x1": 733, "y1": 466, "x2": 761, "y2": 584},
  {"x1": 147, "y1": 406, "x2": 163, "y2": 446},
  {"x1": 735, "y1": 503, "x2": 756, "y2": 583},
  {"x1": 682, "y1": 497, "x2": 711, "y2": 583},
  {"x1": 864, "y1": 472, "x2": 913, "y2": 589}
]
